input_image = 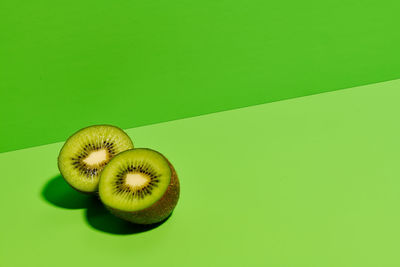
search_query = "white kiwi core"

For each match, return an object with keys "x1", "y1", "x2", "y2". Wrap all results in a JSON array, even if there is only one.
[
  {"x1": 125, "y1": 173, "x2": 150, "y2": 188},
  {"x1": 83, "y1": 149, "x2": 108, "y2": 166}
]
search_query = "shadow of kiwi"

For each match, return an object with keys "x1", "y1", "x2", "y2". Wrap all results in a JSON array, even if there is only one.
[
  {"x1": 41, "y1": 175, "x2": 93, "y2": 209},
  {"x1": 42, "y1": 175, "x2": 169, "y2": 235},
  {"x1": 85, "y1": 198, "x2": 170, "y2": 235}
]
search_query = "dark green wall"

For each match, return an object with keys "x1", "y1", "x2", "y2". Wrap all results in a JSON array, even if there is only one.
[{"x1": 1, "y1": 0, "x2": 400, "y2": 152}]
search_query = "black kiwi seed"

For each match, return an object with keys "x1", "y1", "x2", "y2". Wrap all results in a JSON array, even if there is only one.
[
  {"x1": 97, "y1": 148, "x2": 179, "y2": 224},
  {"x1": 69, "y1": 140, "x2": 118, "y2": 178},
  {"x1": 112, "y1": 161, "x2": 161, "y2": 200},
  {"x1": 58, "y1": 125, "x2": 134, "y2": 194}
]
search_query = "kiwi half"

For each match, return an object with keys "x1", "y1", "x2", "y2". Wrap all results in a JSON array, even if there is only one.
[
  {"x1": 58, "y1": 125, "x2": 133, "y2": 194},
  {"x1": 99, "y1": 148, "x2": 180, "y2": 224}
]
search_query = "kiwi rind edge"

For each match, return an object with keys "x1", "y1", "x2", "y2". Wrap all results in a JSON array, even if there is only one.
[
  {"x1": 58, "y1": 124, "x2": 134, "y2": 194},
  {"x1": 102, "y1": 152, "x2": 180, "y2": 225}
]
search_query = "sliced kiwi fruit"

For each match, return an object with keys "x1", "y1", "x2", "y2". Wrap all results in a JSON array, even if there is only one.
[
  {"x1": 58, "y1": 125, "x2": 133, "y2": 194},
  {"x1": 99, "y1": 148, "x2": 180, "y2": 224}
]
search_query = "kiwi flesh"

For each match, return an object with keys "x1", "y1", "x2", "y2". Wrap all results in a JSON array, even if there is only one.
[
  {"x1": 58, "y1": 125, "x2": 133, "y2": 194},
  {"x1": 99, "y1": 148, "x2": 180, "y2": 224}
]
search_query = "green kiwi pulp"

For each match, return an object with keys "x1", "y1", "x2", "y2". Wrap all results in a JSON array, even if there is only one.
[
  {"x1": 99, "y1": 148, "x2": 180, "y2": 224},
  {"x1": 58, "y1": 125, "x2": 133, "y2": 193}
]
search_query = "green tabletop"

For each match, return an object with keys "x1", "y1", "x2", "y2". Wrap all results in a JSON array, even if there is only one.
[{"x1": 1, "y1": 80, "x2": 400, "y2": 266}]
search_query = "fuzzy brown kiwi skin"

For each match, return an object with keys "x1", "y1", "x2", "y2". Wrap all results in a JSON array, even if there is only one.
[{"x1": 105, "y1": 158, "x2": 180, "y2": 225}]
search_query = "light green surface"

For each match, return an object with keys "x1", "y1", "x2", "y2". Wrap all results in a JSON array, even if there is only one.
[
  {"x1": 2, "y1": 0, "x2": 400, "y2": 153},
  {"x1": 1, "y1": 80, "x2": 400, "y2": 266}
]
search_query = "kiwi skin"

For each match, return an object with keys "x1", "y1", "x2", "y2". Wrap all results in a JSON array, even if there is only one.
[{"x1": 104, "y1": 156, "x2": 180, "y2": 225}]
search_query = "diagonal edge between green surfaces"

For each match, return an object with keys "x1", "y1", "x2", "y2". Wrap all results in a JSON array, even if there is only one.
[{"x1": 2, "y1": 78, "x2": 400, "y2": 156}]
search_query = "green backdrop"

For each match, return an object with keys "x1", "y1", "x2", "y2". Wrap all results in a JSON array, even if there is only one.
[{"x1": 2, "y1": 0, "x2": 400, "y2": 152}]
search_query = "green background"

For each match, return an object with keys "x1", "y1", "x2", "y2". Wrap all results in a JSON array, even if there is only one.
[
  {"x1": 2, "y1": 1, "x2": 400, "y2": 266},
  {"x1": 1, "y1": 80, "x2": 400, "y2": 266},
  {"x1": 2, "y1": 0, "x2": 400, "y2": 152}
]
